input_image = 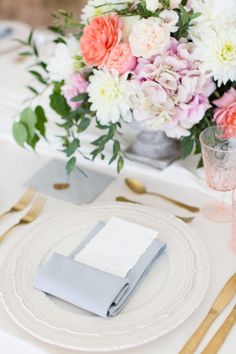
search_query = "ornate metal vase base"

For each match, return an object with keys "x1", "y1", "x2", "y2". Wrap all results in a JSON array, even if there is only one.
[{"x1": 126, "y1": 131, "x2": 181, "y2": 170}]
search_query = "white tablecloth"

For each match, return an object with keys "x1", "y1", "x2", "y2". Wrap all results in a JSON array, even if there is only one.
[
  {"x1": 0, "y1": 24, "x2": 235, "y2": 354},
  {"x1": 0, "y1": 140, "x2": 235, "y2": 354}
]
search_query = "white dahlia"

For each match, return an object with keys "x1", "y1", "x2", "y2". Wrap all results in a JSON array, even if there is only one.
[
  {"x1": 87, "y1": 69, "x2": 132, "y2": 125},
  {"x1": 194, "y1": 28, "x2": 236, "y2": 85},
  {"x1": 190, "y1": 0, "x2": 236, "y2": 40}
]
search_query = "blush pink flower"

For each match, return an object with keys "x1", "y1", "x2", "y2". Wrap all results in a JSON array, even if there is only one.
[
  {"x1": 80, "y1": 14, "x2": 122, "y2": 67},
  {"x1": 105, "y1": 42, "x2": 137, "y2": 74},
  {"x1": 214, "y1": 88, "x2": 236, "y2": 127},
  {"x1": 62, "y1": 73, "x2": 88, "y2": 110},
  {"x1": 165, "y1": 95, "x2": 210, "y2": 138},
  {"x1": 132, "y1": 38, "x2": 215, "y2": 138}
]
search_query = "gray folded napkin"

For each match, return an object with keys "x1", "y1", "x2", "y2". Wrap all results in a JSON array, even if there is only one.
[
  {"x1": 24, "y1": 159, "x2": 114, "y2": 204},
  {"x1": 34, "y1": 222, "x2": 166, "y2": 318}
]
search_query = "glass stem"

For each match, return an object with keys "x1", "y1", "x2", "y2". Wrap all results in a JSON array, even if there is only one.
[{"x1": 219, "y1": 192, "x2": 226, "y2": 211}]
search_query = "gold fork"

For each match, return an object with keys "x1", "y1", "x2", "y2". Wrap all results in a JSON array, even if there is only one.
[
  {"x1": 0, "y1": 187, "x2": 37, "y2": 220},
  {"x1": 0, "y1": 197, "x2": 47, "y2": 242}
]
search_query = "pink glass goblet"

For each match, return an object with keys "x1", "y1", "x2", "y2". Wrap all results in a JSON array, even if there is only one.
[{"x1": 200, "y1": 125, "x2": 236, "y2": 223}]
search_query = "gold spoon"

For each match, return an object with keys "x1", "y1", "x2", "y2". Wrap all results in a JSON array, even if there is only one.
[
  {"x1": 116, "y1": 196, "x2": 195, "y2": 224},
  {"x1": 125, "y1": 178, "x2": 200, "y2": 213}
]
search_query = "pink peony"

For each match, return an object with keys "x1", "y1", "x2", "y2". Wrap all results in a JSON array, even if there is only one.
[
  {"x1": 213, "y1": 88, "x2": 236, "y2": 127},
  {"x1": 80, "y1": 14, "x2": 122, "y2": 67},
  {"x1": 105, "y1": 42, "x2": 137, "y2": 74},
  {"x1": 62, "y1": 73, "x2": 88, "y2": 110}
]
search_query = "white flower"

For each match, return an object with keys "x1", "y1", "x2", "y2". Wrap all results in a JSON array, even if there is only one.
[
  {"x1": 81, "y1": 0, "x2": 127, "y2": 24},
  {"x1": 190, "y1": 0, "x2": 236, "y2": 85},
  {"x1": 159, "y1": 10, "x2": 179, "y2": 33},
  {"x1": 190, "y1": 0, "x2": 236, "y2": 40},
  {"x1": 145, "y1": 0, "x2": 162, "y2": 12},
  {"x1": 87, "y1": 69, "x2": 132, "y2": 124},
  {"x1": 47, "y1": 37, "x2": 79, "y2": 82},
  {"x1": 193, "y1": 28, "x2": 236, "y2": 85},
  {"x1": 129, "y1": 17, "x2": 170, "y2": 58}
]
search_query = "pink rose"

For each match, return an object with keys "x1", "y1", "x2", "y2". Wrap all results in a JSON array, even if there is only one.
[
  {"x1": 105, "y1": 42, "x2": 137, "y2": 75},
  {"x1": 213, "y1": 88, "x2": 236, "y2": 127},
  {"x1": 80, "y1": 14, "x2": 122, "y2": 67},
  {"x1": 62, "y1": 73, "x2": 88, "y2": 110}
]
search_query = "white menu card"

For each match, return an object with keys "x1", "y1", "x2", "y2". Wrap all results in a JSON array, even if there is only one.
[{"x1": 74, "y1": 217, "x2": 158, "y2": 278}]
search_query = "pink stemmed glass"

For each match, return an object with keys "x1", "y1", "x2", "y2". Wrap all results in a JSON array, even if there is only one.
[{"x1": 200, "y1": 125, "x2": 236, "y2": 223}]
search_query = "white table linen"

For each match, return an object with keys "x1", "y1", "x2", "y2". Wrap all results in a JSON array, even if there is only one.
[
  {"x1": 0, "y1": 25, "x2": 235, "y2": 353},
  {"x1": 0, "y1": 140, "x2": 235, "y2": 354}
]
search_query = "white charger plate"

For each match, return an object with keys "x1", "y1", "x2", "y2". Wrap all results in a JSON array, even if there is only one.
[{"x1": 0, "y1": 203, "x2": 209, "y2": 351}]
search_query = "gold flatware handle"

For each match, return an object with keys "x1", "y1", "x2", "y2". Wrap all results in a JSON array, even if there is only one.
[
  {"x1": 0, "y1": 224, "x2": 18, "y2": 242},
  {"x1": 201, "y1": 306, "x2": 236, "y2": 354},
  {"x1": 180, "y1": 273, "x2": 236, "y2": 354},
  {"x1": 147, "y1": 192, "x2": 200, "y2": 213},
  {"x1": 179, "y1": 310, "x2": 217, "y2": 354},
  {"x1": 0, "y1": 209, "x2": 10, "y2": 220},
  {"x1": 116, "y1": 196, "x2": 195, "y2": 223},
  {"x1": 116, "y1": 196, "x2": 142, "y2": 205},
  {"x1": 0, "y1": 197, "x2": 46, "y2": 242},
  {"x1": 0, "y1": 187, "x2": 37, "y2": 220}
]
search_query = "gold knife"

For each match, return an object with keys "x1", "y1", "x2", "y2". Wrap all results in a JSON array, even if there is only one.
[
  {"x1": 201, "y1": 305, "x2": 236, "y2": 354},
  {"x1": 179, "y1": 273, "x2": 236, "y2": 354}
]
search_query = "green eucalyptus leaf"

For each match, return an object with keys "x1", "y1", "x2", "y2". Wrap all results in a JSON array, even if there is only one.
[
  {"x1": 13, "y1": 122, "x2": 28, "y2": 147},
  {"x1": 91, "y1": 147, "x2": 102, "y2": 160},
  {"x1": 38, "y1": 61, "x2": 48, "y2": 72},
  {"x1": 109, "y1": 140, "x2": 120, "y2": 165},
  {"x1": 29, "y1": 134, "x2": 40, "y2": 150},
  {"x1": 66, "y1": 156, "x2": 76, "y2": 175},
  {"x1": 50, "y1": 91, "x2": 70, "y2": 116},
  {"x1": 92, "y1": 135, "x2": 107, "y2": 146},
  {"x1": 194, "y1": 138, "x2": 201, "y2": 155},
  {"x1": 48, "y1": 26, "x2": 65, "y2": 36},
  {"x1": 77, "y1": 117, "x2": 90, "y2": 132},
  {"x1": 71, "y1": 92, "x2": 88, "y2": 102},
  {"x1": 117, "y1": 156, "x2": 124, "y2": 173},
  {"x1": 29, "y1": 70, "x2": 47, "y2": 85},
  {"x1": 20, "y1": 51, "x2": 33, "y2": 56},
  {"x1": 27, "y1": 30, "x2": 33, "y2": 45},
  {"x1": 57, "y1": 121, "x2": 74, "y2": 129},
  {"x1": 20, "y1": 107, "x2": 37, "y2": 140},
  {"x1": 35, "y1": 106, "x2": 48, "y2": 137},
  {"x1": 26, "y1": 86, "x2": 38, "y2": 95},
  {"x1": 65, "y1": 139, "x2": 80, "y2": 157},
  {"x1": 181, "y1": 137, "x2": 194, "y2": 159},
  {"x1": 53, "y1": 37, "x2": 66, "y2": 44}
]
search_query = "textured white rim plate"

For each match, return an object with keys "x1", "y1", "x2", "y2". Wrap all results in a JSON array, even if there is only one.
[{"x1": 0, "y1": 203, "x2": 210, "y2": 351}]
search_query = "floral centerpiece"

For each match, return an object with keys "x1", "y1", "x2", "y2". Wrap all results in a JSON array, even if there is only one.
[{"x1": 13, "y1": 0, "x2": 236, "y2": 174}]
